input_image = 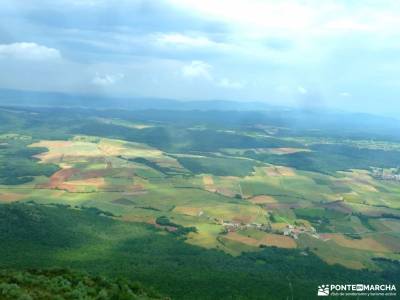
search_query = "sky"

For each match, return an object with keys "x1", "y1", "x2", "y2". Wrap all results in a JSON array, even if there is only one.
[{"x1": 0, "y1": 0, "x2": 400, "y2": 116}]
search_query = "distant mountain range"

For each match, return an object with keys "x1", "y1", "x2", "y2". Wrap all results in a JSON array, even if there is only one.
[
  {"x1": 1, "y1": 88, "x2": 400, "y2": 141},
  {"x1": 0, "y1": 88, "x2": 275, "y2": 111}
]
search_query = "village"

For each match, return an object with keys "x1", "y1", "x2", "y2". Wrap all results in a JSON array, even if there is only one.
[
  {"x1": 217, "y1": 218, "x2": 319, "y2": 240},
  {"x1": 371, "y1": 168, "x2": 400, "y2": 182}
]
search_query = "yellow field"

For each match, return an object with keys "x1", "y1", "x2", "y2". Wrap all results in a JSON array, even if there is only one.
[
  {"x1": 338, "y1": 170, "x2": 379, "y2": 192},
  {"x1": 203, "y1": 175, "x2": 216, "y2": 192},
  {"x1": 30, "y1": 138, "x2": 182, "y2": 169},
  {"x1": 188, "y1": 203, "x2": 263, "y2": 225},
  {"x1": 248, "y1": 195, "x2": 277, "y2": 204},
  {"x1": 264, "y1": 166, "x2": 295, "y2": 177},
  {"x1": 63, "y1": 177, "x2": 106, "y2": 192},
  {"x1": 225, "y1": 232, "x2": 297, "y2": 249},
  {"x1": 225, "y1": 232, "x2": 260, "y2": 246},
  {"x1": 202, "y1": 175, "x2": 214, "y2": 186},
  {"x1": 174, "y1": 206, "x2": 204, "y2": 217},
  {"x1": 326, "y1": 234, "x2": 389, "y2": 252},
  {"x1": 29, "y1": 137, "x2": 185, "y2": 195},
  {"x1": 259, "y1": 233, "x2": 297, "y2": 248},
  {"x1": 0, "y1": 192, "x2": 24, "y2": 202}
]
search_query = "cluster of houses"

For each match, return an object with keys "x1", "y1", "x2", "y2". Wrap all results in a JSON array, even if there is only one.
[
  {"x1": 218, "y1": 219, "x2": 271, "y2": 233},
  {"x1": 371, "y1": 168, "x2": 400, "y2": 182},
  {"x1": 372, "y1": 168, "x2": 400, "y2": 182},
  {"x1": 216, "y1": 217, "x2": 320, "y2": 240},
  {"x1": 283, "y1": 224, "x2": 318, "y2": 240}
]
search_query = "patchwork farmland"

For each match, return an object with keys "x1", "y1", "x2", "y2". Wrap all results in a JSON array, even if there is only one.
[{"x1": 2, "y1": 132, "x2": 400, "y2": 270}]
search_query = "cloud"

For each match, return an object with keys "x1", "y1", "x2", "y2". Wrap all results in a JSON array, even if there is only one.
[
  {"x1": 92, "y1": 73, "x2": 125, "y2": 86},
  {"x1": 168, "y1": 0, "x2": 400, "y2": 35},
  {"x1": 168, "y1": 0, "x2": 314, "y2": 32},
  {"x1": 325, "y1": 19, "x2": 372, "y2": 32},
  {"x1": 181, "y1": 60, "x2": 212, "y2": 79},
  {"x1": 181, "y1": 60, "x2": 244, "y2": 90},
  {"x1": 0, "y1": 42, "x2": 61, "y2": 60}
]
